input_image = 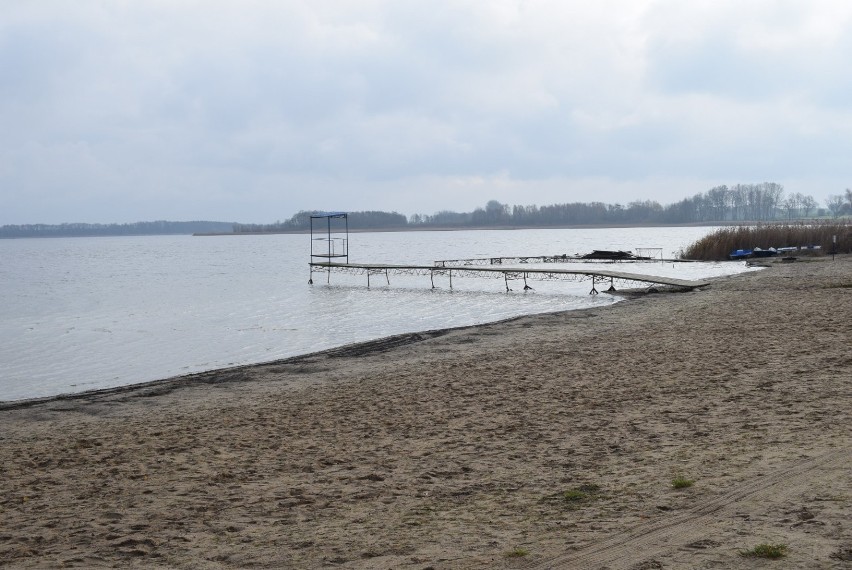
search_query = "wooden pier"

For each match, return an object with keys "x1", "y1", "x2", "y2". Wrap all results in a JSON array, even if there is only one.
[
  {"x1": 305, "y1": 213, "x2": 707, "y2": 295},
  {"x1": 309, "y1": 261, "x2": 709, "y2": 295}
]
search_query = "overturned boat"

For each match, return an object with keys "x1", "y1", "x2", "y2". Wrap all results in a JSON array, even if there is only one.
[
  {"x1": 580, "y1": 250, "x2": 649, "y2": 261},
  {"x1": 751, "y1": 247, "x2": 778, "y2": 258}
]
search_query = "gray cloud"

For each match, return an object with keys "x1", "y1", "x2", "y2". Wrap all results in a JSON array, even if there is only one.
[{"x1": 2, "y1": 1, "x2": 851, "y2": 224}]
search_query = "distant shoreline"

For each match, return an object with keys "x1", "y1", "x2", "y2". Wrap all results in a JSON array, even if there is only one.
[
  {"x1": 0, "y1": 222, "x2": 722, "y2": 239},
  {"x1": 193, "y1": 221, "x2": 732, "y2": 236},
  {"x1": 4, "y1": 220, "x2": 839, "y2": 239}
]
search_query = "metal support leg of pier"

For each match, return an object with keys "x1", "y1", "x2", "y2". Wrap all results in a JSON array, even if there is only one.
[
  {"x1": 309, "y1": 269, "x2": 313, "y2": 285},
  {"x1": 607, "y1": 276, "x2": 616, "y2": 292},
  {"x1": 449, "y1": 270, "x2": 453, "y2": 290},
  {"x1": 523, "y1": 273, "x2": 533, "y2": 290},
  {"x1": 430, "y1": 270, "x2": 435, "y2": 289},
  {"x1": 504, "y1": 273, "x2": 511, "y2": 292},
  {"x1": 589, "y1": 277, "x2": 599, "y2": 295},
  {"x1": 385, "y1": 269, "x2": 390, "y2": 286}
]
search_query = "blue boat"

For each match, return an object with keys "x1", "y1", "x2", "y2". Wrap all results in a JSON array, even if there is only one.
[{"x1": 729, "y1": 249, "x2": 753, "y2": 260}]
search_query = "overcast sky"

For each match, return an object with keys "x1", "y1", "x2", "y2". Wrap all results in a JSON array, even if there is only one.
[{"x1": 2, "y1": 1, "x2": 851, "y2": 224}]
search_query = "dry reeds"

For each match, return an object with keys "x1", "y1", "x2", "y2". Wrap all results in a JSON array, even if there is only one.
[{"x1": 683, "y1": 221, "x2": 852, "y2": 261}]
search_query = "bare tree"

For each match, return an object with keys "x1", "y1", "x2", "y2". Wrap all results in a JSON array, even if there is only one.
[
  {"x1": 826, "y1": 195, "x2": 845, "y2": 218},
  {"x1": 801, "y1": 195, "x2": 817, "y2": 217},
  {"x1": 706, "y1": 185, "x2": 729, "y2": 221},
  {"x1": 783, "y1": 193, "x2": 802, "y2": 219}
]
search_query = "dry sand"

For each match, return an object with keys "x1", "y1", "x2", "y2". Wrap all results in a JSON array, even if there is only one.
[{"x1": 1, "y1": 255, "x2": 850, "y2": 569}]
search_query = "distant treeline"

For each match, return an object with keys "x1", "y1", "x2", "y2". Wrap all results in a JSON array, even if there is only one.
[
  {"x1": 6, "y1": 184, "x2": 851, "y2": 238},
  {"x1": 233, "y1": 211, "x2": 408, "y2": 233},
  {"x1": 237, "y1": 183, "x2": 851, "y2": 233},
  {"x1": 0, "y1": 220, "x2": 235, "y2": 239},
  {"x1": 412, "y1": 183, "x2": 843, "y2": 226}
]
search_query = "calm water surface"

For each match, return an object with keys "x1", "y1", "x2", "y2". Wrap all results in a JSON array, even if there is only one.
[{"x1": 0, "y1": 227, "x2": 754, "y2": 401}]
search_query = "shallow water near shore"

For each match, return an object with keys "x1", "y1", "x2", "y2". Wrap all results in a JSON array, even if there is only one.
[{"x1": 0, "y1": 227, "x2": 755, "y2": 401}]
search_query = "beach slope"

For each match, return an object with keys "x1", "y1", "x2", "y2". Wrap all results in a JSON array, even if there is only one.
[{"x1": 1, "y1": 256, "x2": 850, "y2": 569}]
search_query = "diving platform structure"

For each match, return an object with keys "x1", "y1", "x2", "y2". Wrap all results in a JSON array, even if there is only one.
[
  {"x1": 307, "y1": 213, "x2": 708, "y2": 294},
  {"x1": 309, "y1": 211, "x2": 348, "y2": 265}
]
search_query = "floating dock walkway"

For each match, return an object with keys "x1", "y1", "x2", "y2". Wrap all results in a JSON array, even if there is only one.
[
  {"x1": 308, "y1": 261, "x2": 709, "y2": 295},
  {"x1": 433, "y1": 253, "x2": 695, "y2": 266}
]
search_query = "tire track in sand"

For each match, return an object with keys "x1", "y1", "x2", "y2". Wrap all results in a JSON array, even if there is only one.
[{"x1": 525, "y1": 448, "x2": 850, "y2": 569}]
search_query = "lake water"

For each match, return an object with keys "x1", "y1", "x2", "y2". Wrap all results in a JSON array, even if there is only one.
[{"x1": 0, "y1": 227, "x2": 755, "y2": 401}]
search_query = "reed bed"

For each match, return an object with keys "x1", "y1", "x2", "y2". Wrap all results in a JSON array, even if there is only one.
[{"x1": 683, "y1": 221, "x2": 852, "y2": 261}]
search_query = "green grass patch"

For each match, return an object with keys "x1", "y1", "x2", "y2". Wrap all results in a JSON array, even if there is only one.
[
  {"x1": 671, "y1": 476, "x2": 694, "y2": 489},
  {"x1": 505, "y1": 547, "x2": 529, "y2": 558},
  {"x1": 540, "y1": 483, "x2": 603, "y2": 508},
  {"x1": 741, "y1": 543, "x2": 787, "y2": 559},
  {"x1": 564, "y1": 483, "x2": 602, "y2": 502},
  {"x1": 563, "y1": 489, "x2": 587, "y2": 501}
]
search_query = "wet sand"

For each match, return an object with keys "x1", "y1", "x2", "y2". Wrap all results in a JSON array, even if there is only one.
[{"x1": 1, "y1": 255, "x2": 850, "y2": 569}]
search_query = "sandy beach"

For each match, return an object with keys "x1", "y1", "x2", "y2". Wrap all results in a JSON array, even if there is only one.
[{"x1": 1, "y1": 255, "x2": 850, "y2": 569}]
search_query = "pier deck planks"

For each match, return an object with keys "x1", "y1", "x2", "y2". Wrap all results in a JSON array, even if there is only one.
[{"x1": 309, "y1": 262, "x2": 709, "y2": 290}]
